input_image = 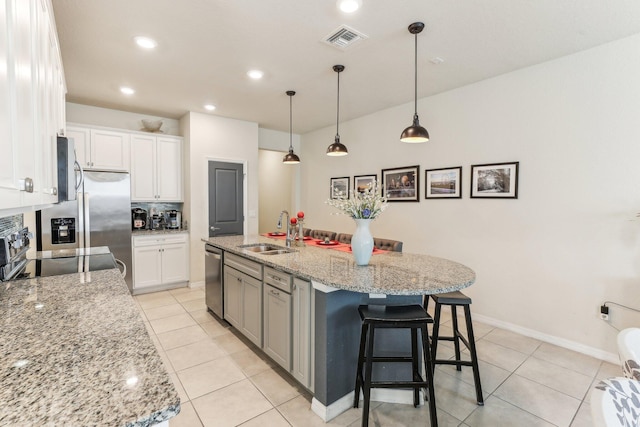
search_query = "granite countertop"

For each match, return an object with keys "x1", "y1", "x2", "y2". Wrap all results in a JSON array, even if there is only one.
[
  {"x1": 205, "y1": 235, "x2": 476, "y2": 295},
  {"x1": 0, "y1": 269, "x2": 180, "y2": 426},
  {"x1": 132, "y1": 228, "x2": 188, "y2": 236}
]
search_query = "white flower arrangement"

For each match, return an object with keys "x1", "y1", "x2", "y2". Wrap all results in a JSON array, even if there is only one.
[{"x1": 326, "y1": 181, "x2": 389, "y2": 219}]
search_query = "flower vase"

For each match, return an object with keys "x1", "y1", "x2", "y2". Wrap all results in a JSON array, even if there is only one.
[{"x1": 351, "y1": 218, "x2": 374, "y2": 266}]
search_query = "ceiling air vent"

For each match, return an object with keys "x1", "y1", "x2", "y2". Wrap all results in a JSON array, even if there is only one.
[{"x1": 323, "y1": 25, "x2": 368, "y2": 49}]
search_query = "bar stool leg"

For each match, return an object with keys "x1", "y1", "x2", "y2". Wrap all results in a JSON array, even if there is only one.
[
  {"x1": 420, "y1": 324, "x2": 438, "y2": 427},
  {"x1": 354, "y1": 323, "x2": 368, "y2": 408},
  {"x1": 464, "y1": 305, "x2": 484, "y2": 405},
  {"x1": 361, "y1": 324, "x2": 376, "y2": 427},
  {"x1": 411, "y1": 328, "x2": 420, "y2": 407},
  {"x1": 430, "y1": 299, "x2": 442, "y2": 373},
  {"x1": 450, "y1": 305, "x2": 462, "y2": 371}
]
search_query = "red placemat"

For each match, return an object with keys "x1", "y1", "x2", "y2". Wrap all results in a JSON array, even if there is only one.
[
  {"x1": 306, "y1": 240, "x2": 349, "y2": 249},
  {"x1": 261, "y1": 233, "x2": 286, "y2": 239},
  {"x1": 332, "y1": 245, "x2": 388, "y2": 255}
]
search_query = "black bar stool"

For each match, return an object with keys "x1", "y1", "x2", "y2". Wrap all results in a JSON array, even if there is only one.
[
  {"x1": 427, "y1": 291, "x2": 484, "y2": 405},
  {"x1": 353, "y1": 304, "x2": 438, "y2": 427}
]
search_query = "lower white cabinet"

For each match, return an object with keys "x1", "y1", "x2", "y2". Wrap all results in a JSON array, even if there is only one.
[
  {"x1": 292, "y1": 277, "x2": 312, "y2": 390},
  {"x1": 221, "y1": 252, "x2": 313, "y2": 390},
  {"x1": 132, "y1": 233, "x2": 189, "y2": 291},
  {"x1": 223, "y1": 253, "x2": 263, "y2": 347},
  {"x1": 263, "y1": 267, "x2": 292, "y2": 371}
]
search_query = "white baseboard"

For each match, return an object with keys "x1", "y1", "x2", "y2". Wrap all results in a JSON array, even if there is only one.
[
  {"x1": 311, "y1": 389, "x2": 417, "y2": 422},
  {"x1": 189, "y1": 280, "x2": 204, "y2": 289},
  {"x1": 472, "y1": 312, "x2": 619, "y2": 365}
]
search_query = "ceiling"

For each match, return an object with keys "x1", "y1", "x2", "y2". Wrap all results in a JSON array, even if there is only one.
[{"x1": 52, "y1": 0, "x2": 640, "y2": 134}]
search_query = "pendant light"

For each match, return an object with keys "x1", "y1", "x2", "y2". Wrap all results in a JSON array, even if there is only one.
[
  {"x1": 400, "y1": 22, "x2": 429, "y2": 143},
  {"x1": 327, "y1": 65, "x2": 348, "y2": 156},
  {"x1": 282, "y1": 90, "x2": 301, "y2": 164}
]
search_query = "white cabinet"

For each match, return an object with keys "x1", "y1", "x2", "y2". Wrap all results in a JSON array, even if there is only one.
[
  {"x1": 130, "y1": 134, "x2": 182, "y2": 201},
  {"x1": 292, "y1": 277, "x2": 313, "y2": 390},
  {"x1": 263, "y1": 267, "x2": 292, "y2": 370},
  {"x1": 223, "y1": 253, "x2": 263, "y2": 347},
  {"x1": 132, "y1": 233, "x2": 189, "y2": 292},
  {"x1": 0, "y1": 0, "x2": 65, "y2": 212},
  {"x1": 67, "y1": 125, "x2": 130, "y2": 171}
]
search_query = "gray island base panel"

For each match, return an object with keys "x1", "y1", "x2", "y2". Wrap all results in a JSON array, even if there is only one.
[
  {"x1": 206, "y1": 234, "x2": 476, "y2": 420},
  {"x1": 0, "y1": 269, "x2": 180, "y2": 427}
]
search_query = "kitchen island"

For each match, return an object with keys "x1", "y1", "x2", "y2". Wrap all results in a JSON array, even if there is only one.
[
  {"x1": 205, "y1": 234, "x2": 475, "y2": 420},
  {"x1": 0, "y1": 269, "x2": 179, "y2": 426}
]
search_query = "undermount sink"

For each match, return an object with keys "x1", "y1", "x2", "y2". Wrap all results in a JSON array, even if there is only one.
[
  {"x1": 261, "y1": 249, "x2": 292, "y2": 255},
  {"x1": 239, "y1": 243, "x2": 294, "y2": 255}
]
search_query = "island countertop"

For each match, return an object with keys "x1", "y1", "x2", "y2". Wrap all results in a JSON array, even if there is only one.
[
  {"x1": 0, "y1": 269, "x2": 180, "y2": 426},
  {"x1": 205, "y1": 235, "x2": 476, "y2": 295}
]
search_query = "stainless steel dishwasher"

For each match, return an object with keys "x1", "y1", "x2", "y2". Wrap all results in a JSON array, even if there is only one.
[{"x1": 205, "y1": 244, "x2": 223, "y2": 318}]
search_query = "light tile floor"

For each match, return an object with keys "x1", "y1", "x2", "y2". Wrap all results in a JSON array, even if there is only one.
[{"x1": 133, "y1": 288, "x2": 618, "y2": 427}]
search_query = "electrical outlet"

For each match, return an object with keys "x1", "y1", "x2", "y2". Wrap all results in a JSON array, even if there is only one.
[
  {"x1": 600, "y1": 312, "x2": 610, "y2": 321},
  {"x1": 600, "y1": 305, "x2": 610, "y2": 321}
]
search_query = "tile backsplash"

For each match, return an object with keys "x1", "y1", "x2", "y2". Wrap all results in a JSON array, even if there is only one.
[{"x1": 0, "y1": 214, "x2": 24, "y2": 238}]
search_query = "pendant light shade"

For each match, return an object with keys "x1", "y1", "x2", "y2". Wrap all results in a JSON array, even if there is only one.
[
  {"x1": 400, "y1": 22, "x2": 429, "y2": 143},
  {"x1": 327, "y1": 65, "x2": 348, "y2": 156},
  {"x1": 283, "y1": 90, "x2": 301, "y2": 164}
]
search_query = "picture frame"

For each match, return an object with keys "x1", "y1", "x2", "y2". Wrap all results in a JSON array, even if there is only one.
[
  {"x1": 470, "y1": 161, "x2": 519, "y2": 198},
  {"x1": 425, "y1": 166, "x2": 462, "y2": 199},
  {"x1": 381, "y1": 165, "x2": 420, "y2": 202},
  {"x1": 330, "y1": 176, "x2": 350, "y2": 199},
  {"x1": 353, "y1": 174, "x2": 377, "y2": 194}
]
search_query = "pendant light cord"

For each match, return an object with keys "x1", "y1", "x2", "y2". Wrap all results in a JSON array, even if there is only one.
[
  {"x1": 289, "y1": 94, "x2": 293, "y2": 150},
  {"x1": 336, "y1": 70, "x2": 340, "y2": 138},
  {"x1": 413, "y1": 31, "x2": 418, "y2": 118}
]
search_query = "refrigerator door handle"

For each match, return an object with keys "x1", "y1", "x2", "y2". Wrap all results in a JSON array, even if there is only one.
[
  {"x1": 115, "y1": 258, "x2": 127, "y2": 278},
  {"x1": 84, "y1": 192, "x2": 91, "y2": 249},
  {"x1": 77, "y1": 190, "x2": 85, "y2": 248},
  {"x1": 74, "y1": 160, "x2": 84, "y2": 191}
]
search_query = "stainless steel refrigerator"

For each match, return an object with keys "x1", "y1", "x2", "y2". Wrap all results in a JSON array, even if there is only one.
[{"x1": 36, "y1": 170, "x2": 133, "y2": 291}]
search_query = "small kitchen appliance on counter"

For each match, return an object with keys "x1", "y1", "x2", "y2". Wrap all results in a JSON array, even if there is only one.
[
  {"x1": 151, "y1": 214, "x2": 164, "y2": 230},
  {"x1": 166, "y1": 210, "x2": 182, "y2": 229},
  {"x1": 132, "y1": 208, "x2": 148, "y2": 230}
]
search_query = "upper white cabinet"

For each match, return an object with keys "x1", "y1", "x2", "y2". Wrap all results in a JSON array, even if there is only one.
[
  {"x1": 131, "y1": 134, "x2": 182, "y2": 202},
  {"x1": 67, "y1": 125, "x2": 130, "y2": 172},
  {"x1": 0, "y1": 0, "x2": 66, "y2": 212}
]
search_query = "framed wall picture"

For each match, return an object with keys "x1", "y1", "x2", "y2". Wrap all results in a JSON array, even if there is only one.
[
  {"x1": 353, "y1": 174, "x2": 377, "y2": 194},
  {"x1": 330, "y1": 176, "x2": 350, "y2": 199},
  {"x1": 425, "y1": 166, "x2": 462, "y2": 199},
  {"x1": 381, "y1": 165, "x2": 420, "y2": 202},
  {"x1": 470, "y1": 161, "x2": 519, "y2": 198}
]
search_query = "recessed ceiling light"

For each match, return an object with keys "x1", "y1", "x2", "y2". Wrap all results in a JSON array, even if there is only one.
[
  {"x1": 120, "y1": 86, "x2": 135, "y2": 95},
  {"x1": 204, "y1": 104, "x2": 216, "y2": 111},
  {"x1": 134, "y1": 36, "x2": 157, "y2": 49},
  {"x1": 247, "y1": 70, "x2": 264, "y2": 80},
  {"x1": 337, "y1": 0, "x2": 362, "y2": 13}
]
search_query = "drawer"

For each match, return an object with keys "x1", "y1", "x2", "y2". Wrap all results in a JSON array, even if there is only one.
[
  {"x1": 224, "y1": 252, "x2": 263, "y2": 280},
  {"x1": 133, "y1": 233, "x2": 187, "y2": 247},
  {"x1": 264, "y1": 266, "x2": 292, "y2": 293}
]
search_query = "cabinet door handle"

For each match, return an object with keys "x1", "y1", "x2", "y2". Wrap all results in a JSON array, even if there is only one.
[
  {"x1": 270, "y1": 290, "x2": 280, "y2": 296},
  {"x1": 273, "y1": 276, "x2": 281, "y2": 282},
  {"x1": 19, "y1": 178, "x2": 34, "y2": 193},
  {"x1": 237, "y1": 277, "x2": 241, "y2": 282}
]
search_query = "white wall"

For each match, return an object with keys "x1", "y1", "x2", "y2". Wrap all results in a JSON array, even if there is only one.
[
  {"x1": 66, "y1": 102, "x2": 181, "y2": 135},
  {"x1": 259, "y1": 128, "x2": 302, "y2": 214},
  {"x1": 258, "y1": 150, "x2": 296, "y2": 233},
  {"x1": 300, "y1": 34, "x2": 640, "y2": 360},
  {"x1": 181, "y1": 112, "x2": 259, "y2": 285}
]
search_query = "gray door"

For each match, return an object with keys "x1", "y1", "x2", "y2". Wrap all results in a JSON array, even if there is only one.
[{"x1": 208, "y1": 161, "x2": 244, "y2": 236}]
